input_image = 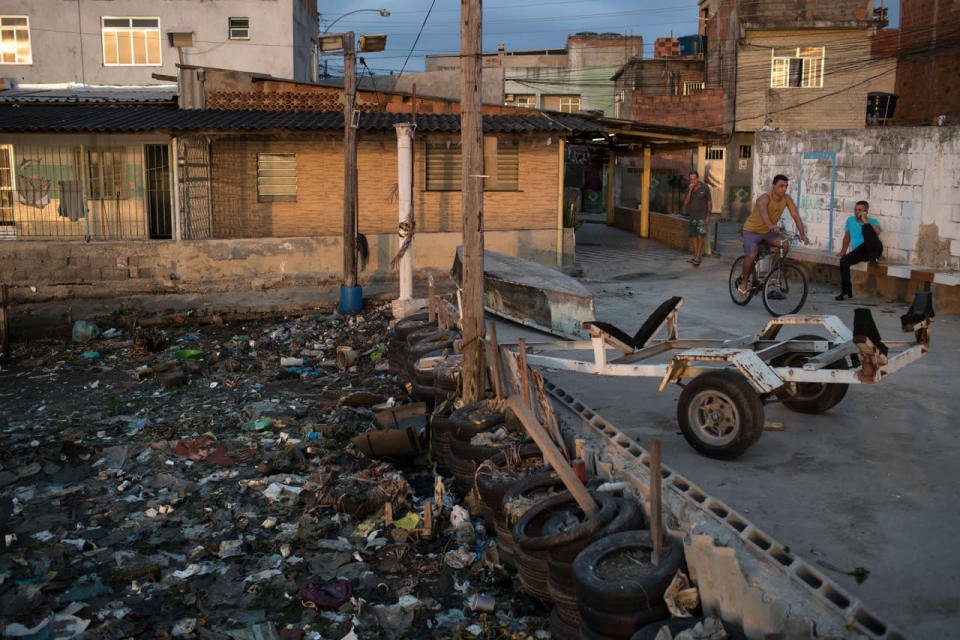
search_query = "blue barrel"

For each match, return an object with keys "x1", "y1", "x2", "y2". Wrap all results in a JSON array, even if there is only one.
[{"x1": 339, "y1": 285, "x2": 363, "y2": 314}]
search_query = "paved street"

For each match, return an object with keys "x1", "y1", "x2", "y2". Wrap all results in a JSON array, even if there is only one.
[{"x1": 534, "y1": 221, "x2": 960, "y2": 638}]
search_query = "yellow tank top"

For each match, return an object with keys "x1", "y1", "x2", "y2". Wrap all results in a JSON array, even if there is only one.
[{"x1": 743, "y1": 193, "x2": 788, "y2": 233}]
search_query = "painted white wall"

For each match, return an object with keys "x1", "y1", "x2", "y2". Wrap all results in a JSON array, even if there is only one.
[
  {"x1": 0, "y1": 0, "x2": 316, "y2": 85},
  {"x1": 754, "y1": 127, "x2": 960, "y2": 268}
]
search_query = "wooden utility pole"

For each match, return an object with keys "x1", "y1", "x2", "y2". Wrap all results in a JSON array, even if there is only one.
[
  {"x1": 343, "y1": 31, "x2": 358, "y2": 288},
  {"x1": 460, "y1": 0, "x2": 484, "y2": 403}
]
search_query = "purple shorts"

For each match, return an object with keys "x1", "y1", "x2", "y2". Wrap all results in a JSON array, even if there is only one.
[{"x1": 743, "y1": 230, "x2": 780, "y2": 255}]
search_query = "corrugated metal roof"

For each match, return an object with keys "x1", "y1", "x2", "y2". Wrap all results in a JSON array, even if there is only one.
[
  {"x1": 0, "y1": 105, "x2": 604, "y2": 134},
  {"x1": 0, "y1": 86, "x2": 178, "y2": 104}
]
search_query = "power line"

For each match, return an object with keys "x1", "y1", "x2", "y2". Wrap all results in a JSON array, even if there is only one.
[{"x1": 397, "y1": 0, "x2": 438, "y2": 79}]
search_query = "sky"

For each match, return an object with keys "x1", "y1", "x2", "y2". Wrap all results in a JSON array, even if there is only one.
[{"x1": 318, "y1": 1, "x2": 900, "y2": 78}]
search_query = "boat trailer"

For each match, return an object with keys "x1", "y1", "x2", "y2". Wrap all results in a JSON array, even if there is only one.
[{"x1": 505, "y1": 293, "x2": 934, "y2": 459}]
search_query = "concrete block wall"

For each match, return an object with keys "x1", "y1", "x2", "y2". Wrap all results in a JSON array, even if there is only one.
[
  {"x1": 0, "y1": 228, "x2": 574, "y2": 303},
  {"x1": 755, "y1": 126, "x2": 960, "y2": 268}
]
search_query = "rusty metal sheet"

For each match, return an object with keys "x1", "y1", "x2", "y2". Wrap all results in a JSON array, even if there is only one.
[
  {"x1": 758, "y1": 315, "x2": 852, "y2": 342},
  {"x1": 669, "y1": 348, "x2": 784, "y2": 393}
]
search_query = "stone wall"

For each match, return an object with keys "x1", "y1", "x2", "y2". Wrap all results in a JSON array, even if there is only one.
[
  {"x1": 754, "y1": 126, "x2": 960, "y2": 268},
  {"x1": 0, "y1": 229, "x2": 574, "y2": 303}
]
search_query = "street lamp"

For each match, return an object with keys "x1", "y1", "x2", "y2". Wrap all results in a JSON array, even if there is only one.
[{"x1": 322, "y1": 8, "x2": 390, "y2": 33}]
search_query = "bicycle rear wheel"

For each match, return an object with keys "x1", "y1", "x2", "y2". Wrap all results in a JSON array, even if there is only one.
[
  {"x1": 728, "y1": 256, "x2": 754, "y2": 306},
  {"x1": 762, "y1": 263, "x2": 807, "y2": 316}
]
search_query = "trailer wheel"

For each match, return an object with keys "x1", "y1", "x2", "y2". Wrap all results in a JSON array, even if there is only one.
[
  {"x1": 772, "y1": 334, "x2": 850, "y2": 414},
  {"x1": 677, "y1": 370, "x2": 764, "y2": 459}
]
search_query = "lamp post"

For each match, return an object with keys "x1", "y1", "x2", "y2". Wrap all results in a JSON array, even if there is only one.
[
  {"x1": 321, "y1": 9, "x2": 390, "y2": 33},
  {"x1": 318, "y1": 18, "x2": 388, "y2": 314}
]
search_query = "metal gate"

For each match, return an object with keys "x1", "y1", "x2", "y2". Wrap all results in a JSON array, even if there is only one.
[{"x1": 177, "y1": 136, "x2": 212, "y2": 240}]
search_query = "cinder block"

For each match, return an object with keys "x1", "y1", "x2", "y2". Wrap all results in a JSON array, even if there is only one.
[{"x1": 901, "y1": 201, "x2": 922, "y2": 220}]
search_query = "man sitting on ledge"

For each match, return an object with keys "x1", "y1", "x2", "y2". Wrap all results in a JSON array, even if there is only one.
[{"x1": 836, "y1": 200, "x2": 883, "y2": 301}]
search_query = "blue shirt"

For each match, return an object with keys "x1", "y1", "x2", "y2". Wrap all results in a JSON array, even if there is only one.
[{"x1": 845, "y1": 216, "x2": 879, "y2": 250}]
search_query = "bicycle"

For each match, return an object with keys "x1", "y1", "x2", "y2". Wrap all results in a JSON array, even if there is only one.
[{"x1": 728, "y1": 231, "x2": 808, "y2": 316}]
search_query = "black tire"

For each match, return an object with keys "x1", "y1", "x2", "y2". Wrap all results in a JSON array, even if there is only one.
[
  {"x1": 728, "y1": 256, "x2": 754, "y2": 305},
  {"x1": 449, "y1": 432, "x2": 514, "y2": 464},
  {"x1": 410, "y1": 380, "x2": 437, "y2": 403},
  {"x1": 392, "y1": 312, "x2": 433, "y2": 339},
  {"x1": 409, "y1": 332, "x2": 457, "y2": 360},
  {"x1": 501, "y1": 471, "x2": 564, "y2": 526},
  {"x1": 433, "y1": 353, "x2": 463, "y2": 391},
  {"x1": 550, "y1": 605, "x2": 580, "y2": 640},
  {"x1": 446, "y1": 447, "x2": 478, "y2": 494},
  {"x1": 405, "y1": 324, "x2": 444, "y2": 347},
  {"x1": 572, "y1": 530, "x2": 684, "y2": 614},
  {"x1": 515, "y1": 543, "x2": 552, "y2": 604},
  {"x1": 762, "y1": 262, "x2": 807, "y2": 317},
  {"x1": 515, "y1": 492, "x2": 617, "y2": 553},
  {"x1": 548, "y1": 574, "x2": 581, "y2": 626},
  {"x1": 629, "y1": 617, "x2": 748, "y2": 640},
  {"x1": 580, "y1": 624, "x2": 619, "y2": 640},
  {"x1": 771, "y1": 334, "x2": 850, "y2": 414},
  {"x1": 629, "y1": 617, "x2": 701, "y2": 640},
  {"x1": 578, "y1": 602, "x2": 670, "y2": 639},
  {"x1": 450, "y1": 399, "x2": 507, "y2": 439},
  {"x1": 677, "y1": 370, "x2": 764, "y2": 459},
  {"x1": 475, "y1": 443, "x2": 544, "y2": 517}
]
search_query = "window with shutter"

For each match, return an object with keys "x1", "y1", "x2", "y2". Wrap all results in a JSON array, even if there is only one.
[{"x1": 426, "y1": 137, "x2": 519, "y2": 192}]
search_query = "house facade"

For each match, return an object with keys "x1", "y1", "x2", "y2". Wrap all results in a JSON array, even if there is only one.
[
  {"x1": 0, "y1": 0, "x2": 319, "y2": 85},
  {"x1": 419, "y1": 34, "x2": 643, "y2": 117},
  {"x1": 0, "y1": 80, "x2": 604, "y2": 301},
  {"x1": 610, "y1": 0, "x2": 893, "y2": 221}
]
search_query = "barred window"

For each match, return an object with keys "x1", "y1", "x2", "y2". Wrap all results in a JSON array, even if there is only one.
[
  {"x1": 426, "y1": 137, "x2": 518, "y2": 192},
  {"x1": 0, "y1": 16, "x2": 31, "y2": 64},
  {"x1": 706, "y1": 147, "x2": 724, "y2": 160},
  {"x1": 102, "y1": 17, "x2": 162, "y2": 66},
  {"x1": 257, "y1": 153, "x2": 297, "y2": 202},
  {"x1": 80, "y1": 148, "x2": 126, "y2": 200}
]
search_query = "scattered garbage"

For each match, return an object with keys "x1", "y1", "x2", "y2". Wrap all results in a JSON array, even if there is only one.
[{"x1": 0, "y1": 303, "x2": 562, "y2": 638}]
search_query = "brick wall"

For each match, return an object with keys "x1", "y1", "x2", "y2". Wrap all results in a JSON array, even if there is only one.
[
  {"x1": 210, "y1": 132, "x2": 560, "y2": 238},
  {"x1": 755, "y1": 126, "x2": 960, "y2": 268},
  {"x1": 654, "y1": 38, "x2": 680, "y2": 59},
  {"x1": 611, "y1": 207, "x2": 693, "y2": 252},
  {"x1": 631, "y1": 88, "x2": 726, "y2": 132}
]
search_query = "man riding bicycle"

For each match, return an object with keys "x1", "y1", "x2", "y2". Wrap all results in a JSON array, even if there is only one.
[{"x1": 736, "y1": 174, "x2": 809, "y2": 300}]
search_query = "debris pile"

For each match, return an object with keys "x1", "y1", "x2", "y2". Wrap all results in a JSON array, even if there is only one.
[{"x1": 0, "y1": 306, "x2": 554, "y2": 639}]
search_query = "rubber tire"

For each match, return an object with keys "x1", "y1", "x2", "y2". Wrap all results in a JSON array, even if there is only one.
[
  {"x1": 392, "y1": 312, "x2": 433, "y2": 339},
  {"x1": 548, "y1": 573, "x2": 581, "y2": 627},
  {"x1": 762, "y1": 262, "x2": 807, "y2": 317},
  {"x1": 728, "y1": 255, "x2": 755, "y2": 305},
  {"x1": 409, "y1": 332, "x2": 457, "y2": 360},
  {"x1": 550, "y1": 605, "x2": 580, "y2": 640},
  {"x1": 405, "y1": 324, "x2": 444, "y2": 347},
  {"x1": 677, "y1": 369, "x2": 764, "y2": 459},
  {"x1": 772, "y1": 334, "x2": 850, "y2": 414},
  {"x1": 501, "y1": 471, "x2": 564, "y2": 526},
  {"x1": 449, "y1": 432, "x2": 514, "y2": 463},
  {"x1": 515, "y1": 492, "x2": 617, "y2": 553},
  {"x1": 578, "y1": 602, "x2": 670, "y2": 640},
  {"x1": 629, "y1": 618, "x2": 701, "y2": 640},
  {"x1": 572, "y1": 529, "x2": 684, "y2": 614},
  {"x1": 450, "y1": 399, "x2": 507, "y2": 440},
  {"x1": 475, "y1": 443, "x2": 544, "y2": 517}
]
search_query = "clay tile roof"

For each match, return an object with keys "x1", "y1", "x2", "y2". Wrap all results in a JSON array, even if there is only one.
[{"x1": 0, "y1": 105, "x2": 604, "y2": 134}]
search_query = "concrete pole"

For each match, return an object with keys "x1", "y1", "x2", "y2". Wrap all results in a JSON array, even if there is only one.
[
  {"x1": 395, "y1": 123, "x2": 414, "y2": 302},
  {"x1": 343, "y1": 32, "x2": 358, "y2": 289}
]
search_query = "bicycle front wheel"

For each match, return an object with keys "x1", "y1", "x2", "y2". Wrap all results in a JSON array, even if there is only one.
[
  {"x1": 762, "y1": 263, "x2": 807, "y2": 316},
  {"x1": 728, "y1": 256, "x2": 754, "y2": 306}
]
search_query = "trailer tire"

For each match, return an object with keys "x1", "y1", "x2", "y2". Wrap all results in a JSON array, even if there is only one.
[
  {"x1": 677, "y1": 370, "x2": 764, "y2": 459},
  {"x1": 772, "y1": 334, "x2": 850, "y2": 414}
]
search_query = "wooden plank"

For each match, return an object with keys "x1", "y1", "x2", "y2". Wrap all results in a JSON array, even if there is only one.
[
  {"x1": 518, "y1": 338, "x2": 531, "y2": 407},
  {"x1": 0, "y1": 284, "x2": 8, "y2": 365},
  {"x1": 428, "y1": 273, "x2": 435, "y2": 323},
  {"x1": 507, "y1": 396, "x2": 599, "y2": 515},
  {"x1": 530, "y1": 367, "x2": 570, "y2": 462},
  {"x1": 650, "y1": 440, "x2": 663, "y2": 565},
  {"x1": 459, "y1": 0, "x2": 484, "y2": 404},
  {"x1": 343, "y1": 33, "x2": 358, "y2": 288},
  {"x1": 488, "y1": 322, "x2": 504, "y2": 399}
]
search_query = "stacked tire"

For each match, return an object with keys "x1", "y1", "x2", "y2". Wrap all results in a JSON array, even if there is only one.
[
  {"x1": 387, "y1": 311, "x2": 433, "y2": 376},
  {"x1": 572, "y1": 530, "x2": 682, "y2": 639},
  {"x1": 474, "y1": 443, "x2": 546, "y2": 567},
  {"x1": 515, "y1": 492, "x2": 619, "y2": 635},
  {"x1": 446, "y1": 399, "x2": 508, "y2": 493}
]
